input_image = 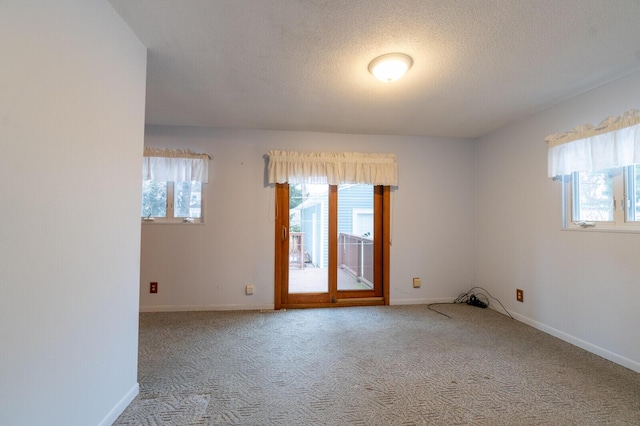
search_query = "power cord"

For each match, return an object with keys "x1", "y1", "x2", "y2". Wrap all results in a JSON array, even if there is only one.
[
  {"x1": 427, "y1": 286, "x2": 514, "y2": 320},
  {"x1": 427, "y1": 303, "x2": 453, "y2": 319},
  {"x1": 456, "y1": 292, "x2": 489, "y2": 308}
]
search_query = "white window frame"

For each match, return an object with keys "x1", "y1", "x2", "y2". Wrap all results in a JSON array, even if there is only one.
[
  {"x1": 352, "y1": 208, "x2": 374, "y2": 238},
  {"x1": 142, "y1": 180, "x2": 205, "y2": 225},
  {"x1": 562, "y1": 165, "x2": 640, "y2": 233}
]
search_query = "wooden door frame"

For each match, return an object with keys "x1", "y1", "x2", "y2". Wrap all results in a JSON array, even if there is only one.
[
  {"x1": 274, "y1": 183, "x2": 288, "y2": 310},
  {"x1": 274, "y1": 183, "x2": 390, "y2": 309}
]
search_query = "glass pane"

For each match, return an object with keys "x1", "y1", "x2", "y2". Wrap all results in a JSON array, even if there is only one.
[
  {"x1": 288, "y1": 184, "x2": 328, "y2": 294},
  {"x1": 573, "y1": 170, "x2": 614, "y2": 221},
  {"x1": 626, "y1": 164, "x2": 640, "y2": 222},
  {"x1": 174, "y1": 181, "x2": 202, "y2": 218},
  {"x1": 635, "y1": 164, "x2": 640, "y2": 221},
  {"x1": 337, "y1": 184, "x2": 374, "y2": 291},
  {"x1": 141, "y1": 181, "x2": 167, "y2": 218}
]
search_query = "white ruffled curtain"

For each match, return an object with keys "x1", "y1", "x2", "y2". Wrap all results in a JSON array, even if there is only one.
[
  {"x1": 267, "y1": 150, "x2": 398, "y2": 186},
  {"x1": 546, "y1": 109, "x2": 640, "y2": 177},
  {"x1": 143, "y1": 147, "x2": 211, "y2": 183}
]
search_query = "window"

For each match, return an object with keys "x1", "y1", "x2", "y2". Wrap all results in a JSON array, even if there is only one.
[
  {"x1": 548, "y1": 109, "x2": 640, "y2": 232},
  {"x1": 567, "y1": 165, "x2": 640, "y2": 230},
  {"x1": 572, "y1": 168, "x2": 615, "y2": 223},
  {"x1": 141, "y1": 180, "x2": 203, "y2": 222},
  {"x1": 626, "y1": 164, "x2": 640, "y2": 221},
  {"x1": 352, "y1": 208, "x2": 374, "y2": 238},
  {"x1": 141, "y1": 147, "x2": 210, "y2": 224}
]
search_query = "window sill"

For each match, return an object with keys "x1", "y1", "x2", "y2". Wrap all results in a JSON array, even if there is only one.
[
  {"x1": 562, "y1": 226, "x2": 640, "y2": 234},
  {"x1": 142, "y1": 220, "x2": 205, "y2": 225}
]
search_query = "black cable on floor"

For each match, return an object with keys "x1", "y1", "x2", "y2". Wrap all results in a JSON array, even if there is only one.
[
  {"x1": 456, "y1": 286, "x2": 514, "y2": 319},
  {"x1": 427, "y1": 303, "x2": 452, "y2": 319},
  {"x1": 427, "y1": 287, "x2": 514, "y2": 320}
]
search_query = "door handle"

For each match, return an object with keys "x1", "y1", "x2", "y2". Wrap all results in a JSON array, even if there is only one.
[{"x1": 282, "y1": 226, "x2": 287, "y2": 241}]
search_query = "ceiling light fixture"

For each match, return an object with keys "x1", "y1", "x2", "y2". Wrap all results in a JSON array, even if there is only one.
[{"x1": 368, "y1": 53, "x2": 413, "y2": 83}]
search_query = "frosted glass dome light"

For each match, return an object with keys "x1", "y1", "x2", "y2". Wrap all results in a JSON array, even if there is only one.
[{"x1": 368, "y1": 53, "x2": 413, "y2": 82}]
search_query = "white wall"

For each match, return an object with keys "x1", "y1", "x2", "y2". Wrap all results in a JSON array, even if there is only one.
[
  {"x1": 0, "y1": 1, "x2": 147, "y2": 425},
  {"x1": 140, "y1": 127, "x2": 476, "y2": 310},
  {"x1": 475, "y1": 70, "x2": 640, "y2": 373}
]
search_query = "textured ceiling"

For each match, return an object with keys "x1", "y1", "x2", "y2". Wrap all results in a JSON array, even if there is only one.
[{"x1": 110, "y1": 0, "x2": 640, "y2": 138}]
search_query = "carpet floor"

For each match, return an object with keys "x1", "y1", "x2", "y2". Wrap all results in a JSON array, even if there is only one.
[{"x1": 114, "y1": 304, "x2": 640, "y2": 425}]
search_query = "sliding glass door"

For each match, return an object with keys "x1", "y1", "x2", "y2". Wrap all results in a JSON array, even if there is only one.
[{"x1": 274, "y1": 183, "x2": 389, "y2": 308}]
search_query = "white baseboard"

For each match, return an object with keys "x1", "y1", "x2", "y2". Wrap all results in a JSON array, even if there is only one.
[
  {"x1": 509, "y1": 311, "x2": 640, "y2": 374},
  {"x1": 140, "y1": 303, "x2": 275, "y2": 312},
  {"x1": 98, "y1": 382, "x2": 139, "y2": 426}
]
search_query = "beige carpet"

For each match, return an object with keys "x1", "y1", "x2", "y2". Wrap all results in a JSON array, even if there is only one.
[{"x1": 114, "y1": 304, "x2": 640, "y2": 425}]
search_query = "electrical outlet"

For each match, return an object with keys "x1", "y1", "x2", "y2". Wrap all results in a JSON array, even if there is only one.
[
  {"x1": 246, "y1": 284, "x2": 254, "y2": 295},
  {"x1": 150, "y1": 282, "x2": 158, "y2": 293},
  {"x1": 413, "y1": 277, "x2": 421, "y2": 288},
  {"x1": 516, "y1": 289, "x2": 523, "y2": 302}
]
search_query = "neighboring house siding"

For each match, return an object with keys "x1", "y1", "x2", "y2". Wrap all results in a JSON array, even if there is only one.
[
  {"x1": 338, "y1": 184, "x2": 374, "y2": 237},
  {"x1": 298, "y1": 184, "x2": 374, "y2": 268}
]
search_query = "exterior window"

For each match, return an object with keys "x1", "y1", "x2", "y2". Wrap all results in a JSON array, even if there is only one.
[
  {"x1": 352, "y1": 208, "x2": 374, "y2": 237},
  {"x1": 572, "y1": 169, "x2": 614, "y2": 222},
  {"x1": 547, "y1": 109, "x2": 640, "y2": 231},
  {"x1": 567, "y1": 165, "x2": 640, "y2": 230},
  {"x1": 625, "y1": 164, "x2": 640, "y2": 222},
  {"x1": 173, "y1": 181, "x2": 202, "y2": 218},
  {"x1": 141, "y1": 180, "x2": 203, "y2": 223}
]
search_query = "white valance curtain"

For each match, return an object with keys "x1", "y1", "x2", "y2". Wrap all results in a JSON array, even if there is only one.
[
  {"x1": 546, "y1": 109, "x2": 640, "y2": 177},
  {"x1": 267, "y1": 150, "x2": 398, "y2": 186},
  {"x1": 143, "y1": 147, "x2": 211, "y2": 183}
]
